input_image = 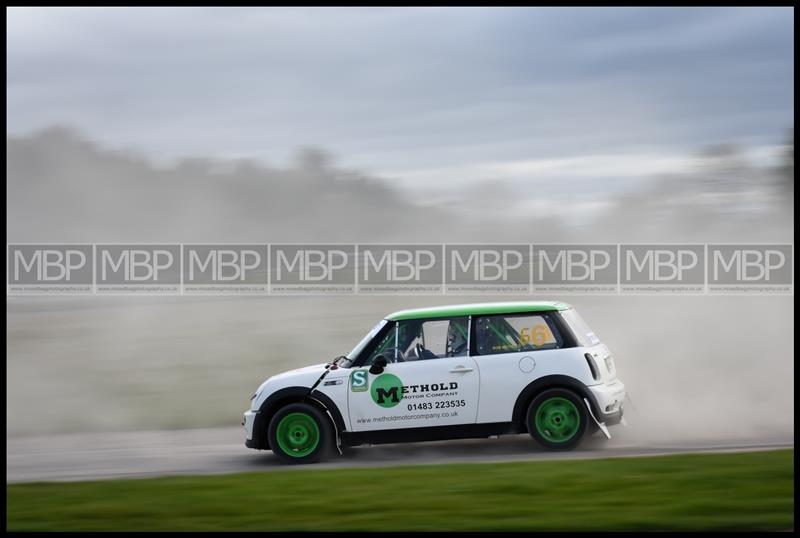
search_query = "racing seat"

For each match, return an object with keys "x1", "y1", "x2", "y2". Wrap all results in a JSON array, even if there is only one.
[{"x1": 475, "y1": 319, "x2": 501, "y2": 355}]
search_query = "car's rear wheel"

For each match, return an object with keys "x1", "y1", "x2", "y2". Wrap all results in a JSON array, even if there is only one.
[
  {"x1": 526, "y1": 388, "x2": 588, "y2": 450},
  {"x1": 268, "y1": 403, "x2": 333, "y2": 464}
]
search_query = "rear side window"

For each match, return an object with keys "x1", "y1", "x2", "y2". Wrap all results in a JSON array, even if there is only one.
[
  {"x1": 473, "y1": 313, "x2": 563, "y2": 356},
  {"x1": 559, "y1": 308, "x2": 600, "y2": 347}
]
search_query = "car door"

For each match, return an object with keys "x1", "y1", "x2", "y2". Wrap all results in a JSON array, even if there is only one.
[
  {"x1": 347, "y1": 317, "x2": 480, "y2": 432},
  {"x1": 471, "y1": 311, "x2": 572, "y2": 424}
]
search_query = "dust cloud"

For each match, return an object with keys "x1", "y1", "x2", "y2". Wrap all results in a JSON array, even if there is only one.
[{"x1": 6, "y1": 128, "x2": 794, "y2": 444}]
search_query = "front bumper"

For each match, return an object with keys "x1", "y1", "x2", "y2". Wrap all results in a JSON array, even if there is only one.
[
  {"x1": 243, "y1": 409, "x2": 258, "y2": 447},
  {"x1": 588, "y1": 379, "x2": 626, "y2": 426}
]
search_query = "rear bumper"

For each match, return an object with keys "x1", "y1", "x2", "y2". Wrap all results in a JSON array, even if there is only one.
[
  {"x1": 600, "y1": 407, "x2": 624, "y2": 426},
  {"x1": 588, "y1": 379, "x2": 626, "y2": 426}
]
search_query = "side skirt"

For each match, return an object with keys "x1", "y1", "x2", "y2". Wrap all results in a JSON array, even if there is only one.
[{"x1": 341, "y1": 422, "x2": 517, "y2": 447}]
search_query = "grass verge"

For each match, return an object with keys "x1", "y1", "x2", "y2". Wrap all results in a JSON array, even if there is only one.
[{"x1": 7, "y1": 449, "x2": 794, "y2": 531}]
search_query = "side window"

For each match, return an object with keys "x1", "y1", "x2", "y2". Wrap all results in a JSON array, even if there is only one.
[
  {"x1": 360, "y1": 322, "x2": 397, "y2": 366},
  {"x1": 559, "y1": 308, "x2": 600, "y2": 347},
  {"x1": 398, "y1": 317, "x2": 469, "y2": 361},
  {"x1": 474, "y1": 313, "x2": 563, "y2": 356}
]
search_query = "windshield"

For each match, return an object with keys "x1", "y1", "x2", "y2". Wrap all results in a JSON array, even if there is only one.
[
  {"x1": 346, "y1": 319, "x2": 389, "y2": 361},
  {"x1": 560, "y1": 308, "x2": 600, "y2": 347}
]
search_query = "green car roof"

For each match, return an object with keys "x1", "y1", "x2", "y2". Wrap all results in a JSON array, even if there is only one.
[{"x1": 386, "y1": 301, "x2": 571, "y2": 321}]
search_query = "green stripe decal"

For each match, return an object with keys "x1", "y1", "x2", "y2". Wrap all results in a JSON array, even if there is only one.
[{"x1": 387, "y1": 301, "x2": 570, "y2": 321}]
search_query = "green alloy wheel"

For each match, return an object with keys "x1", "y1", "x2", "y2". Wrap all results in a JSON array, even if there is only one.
[
  {"x1": 526, "y1": 388, "x2": 588, "y2": 450},
  {"x1": 267, "y1": 403, "x2": 333, "y2": 464},
  {"x1": 535, "y1": 397, "x2": 580, "y2": 443},
  {"x1": 275, "y1": 412, "x2": 320, "y2": 457}
]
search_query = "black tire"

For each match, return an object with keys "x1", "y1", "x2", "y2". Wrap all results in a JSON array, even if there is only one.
[
  {"x1": 526, "y1": 388, "x2": 588, "y2": 451},
  {"x1": 267, "y1": 402, "x2": 334, "y2": 464}
]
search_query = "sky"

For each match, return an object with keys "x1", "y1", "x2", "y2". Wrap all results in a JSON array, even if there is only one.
[{"x1": 6, "y1": 7, "x2": 795, "y2": 192}]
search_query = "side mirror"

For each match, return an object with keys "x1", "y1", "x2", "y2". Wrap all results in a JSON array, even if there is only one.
[{"x1": 369, "y1": 355, "x2": 388, "y2": 375}]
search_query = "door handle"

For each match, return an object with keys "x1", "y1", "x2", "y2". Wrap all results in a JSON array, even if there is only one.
[{"x1": 450, "y1": 366, "x2": 474, "y2": 373}]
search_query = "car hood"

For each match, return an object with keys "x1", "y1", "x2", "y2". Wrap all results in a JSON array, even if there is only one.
[
  {"x1": 252, "y1": 361, "x2": 355, "y2": 411},
  {"x1": 253, "y1": 362, "x2": 328, "y2": 400}
]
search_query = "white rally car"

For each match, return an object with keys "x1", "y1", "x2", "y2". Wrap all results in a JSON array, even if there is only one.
[{"x1": 243, "y1": 301, "x2": 626, "y2": 463}]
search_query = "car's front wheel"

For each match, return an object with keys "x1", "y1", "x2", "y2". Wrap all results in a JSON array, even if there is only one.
[
  {"x1": 526, "y1": 388, "x2": 588, "y2": 450},
  {"x1": 267, "y1": 403, "x2": 333, "y2": 464}
]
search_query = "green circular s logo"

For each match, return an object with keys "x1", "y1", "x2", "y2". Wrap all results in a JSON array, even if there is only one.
[
  {"x1": 350, "y1": 369, "x2": 369, "y2": 392},
  {"x1": 370, "y1": 373, "x2": 404, "y2": 408}
]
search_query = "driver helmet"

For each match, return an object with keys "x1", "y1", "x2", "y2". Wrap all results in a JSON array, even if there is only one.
[{"x1": 447, "y1": 321, "x2": 468, "y2": 356}]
